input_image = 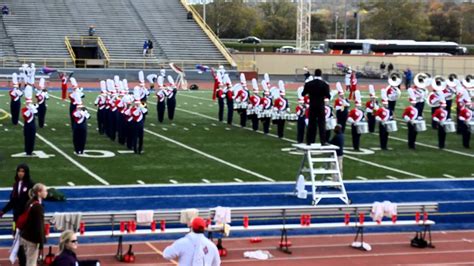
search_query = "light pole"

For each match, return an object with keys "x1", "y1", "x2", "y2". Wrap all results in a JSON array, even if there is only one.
[
  {"x1": 335, "y1": 12, "x2": 338, "y2": 39},
  {"x1": 202, "y1": 0, "x2": 206, "y2": 25}
]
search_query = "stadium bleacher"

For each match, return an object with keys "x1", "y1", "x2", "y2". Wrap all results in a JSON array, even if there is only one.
[{"x1": 0, "y1": 0, "x2": 229, "y2": 68}]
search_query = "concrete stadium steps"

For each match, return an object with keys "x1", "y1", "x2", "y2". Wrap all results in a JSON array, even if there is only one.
[
  {"x1": 129, "y1": 0, "x2": 227, "y2": 64},
  {"x1": 0, "y1": 13, "x2": 18, "y2": 67}
]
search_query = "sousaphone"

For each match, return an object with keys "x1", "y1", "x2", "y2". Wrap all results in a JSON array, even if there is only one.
[
  {"x1": 414, "y1": 72, "x2": 431, "y2": 89},
  {"x1": 388, "y1": 72, "x2": 402, "y2": 87},
  {"x1": 446, "y1": 73, "x2": 458, "y2": 88},
  {"x1": 431, "y1": 75, "x2": 446, "y2": 91}
]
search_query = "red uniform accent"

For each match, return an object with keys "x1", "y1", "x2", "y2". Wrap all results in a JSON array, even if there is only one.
[
  {"x1": 22, "y1": 107, "x2": 34, "y2": 123},
  {"x1": 348, "y1": 109, "x2": 363, "y2": 123},
  {"x1": 402, "y1": 106, "x2": 418, "y2": 121},
  {"x1": 226, "y1": 90, "x2": 233, "y2": 101},
  {"x1": 349, "y1": 72, "x2": 357, "y2": 100},
  {"x1": 249, "y1": 95, "x2": 260, "y2": 107},
  {"x1": 260, "y1": 97, "x2": 271, "y2": 110},
  {"x1": 375, "y1": 107, "x2": 390, "y2": 122},
  {"x1": 295, "y1": 105, "x2": 305, "y2": 116},
  {"x1": 334, "y1": 98, "x2": 348, "y2": 111},
  {"x1": 459, "y1": 107, "x2": 472, "y2": 122},
  {"x1": 432, "y1": 108, "x2": 447, "y2": 123}
]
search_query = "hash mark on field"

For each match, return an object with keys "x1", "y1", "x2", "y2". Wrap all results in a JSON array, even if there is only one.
[
  {"x1": 137, "y1": 180, "x2": 145, "y2": 185},
  {"x1": 443, "y1": 174, "x2": 456, "y2": 179},
  {"x1": 65, "y1": 123, "x2": 69, "y2": 127},
  {"x1": 204, "y1": 127, "x2": 209, "y2": 131},
  {"x1": 208, "y1": 104, "x2": 213, "y2": 107},
  {"x1": 171, "y1": 123, "x2": 176, "y2": 126},
  {"x1": 67, "y1": 182, "x2": 75, "y2": 186},
  {"x1": 117, "y1": 150, "x2": 134, "y2": 154},
  {"x1": 193, "y1": 105, "x2": 197, "y2": 107},
  {"x1": 51, "y1": 128, "x2": 56, "y2": 131},
  {"x1": 386, "y1": 175, "x2": 398, "y2": 180},
  {"x1": 199, "y1": 102, "x2": 203, "y2": 105},
  {"x1": 162, "y1": 128, "x2": 168, "y2": 131},
  {"x1": 356, "y1": 176, "x2": 368, "y2": 180},
  {"x1": 225, "y1": 128, "x2": 231, "y2": 130},
  {"x1": 87, "y1": 123, "x2": 92, "y2": 127},
  {"x1": 169, "y1": 179, "x2": 178, "y2": 184},
  {"x1": 191, "y1": 123, "x2": 196, "y2": 126},
  {"x1": 401, "y1": 126, "x2": 408, "y2": 129},
  {"x1": 202, "y1": 179, "x2": 211, "y2": 183},
  {"x1": 4, "y1": 128, "x2": 8, "y2": 131},
  {"x1": 150, "y1": 123, "x2": 155, "y2": 127},
  {"x1": 234, "y1": 178, "x2": 243, "y2": 183},
  {"x1": 183, "y1": 127, "x2": 189, "y2": 131},
  {"x1": 211, "y1": 123, "x2": 217, "y2": 126},
  {"x1": 184, "y1": 102, "x2": 188, "y2": 105},
  {"x1": 287, "y1": 127, "x2": 292, "y2": 130}
]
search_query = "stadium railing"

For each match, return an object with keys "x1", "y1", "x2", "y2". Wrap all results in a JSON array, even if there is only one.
[{"x1": 0, "y1": 202, "x2": 437, "y2": 252}]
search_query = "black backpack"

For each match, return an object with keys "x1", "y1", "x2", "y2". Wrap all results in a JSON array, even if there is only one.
[{"x1": 410, "y1": 232, "x2": 428, "y2": 248}]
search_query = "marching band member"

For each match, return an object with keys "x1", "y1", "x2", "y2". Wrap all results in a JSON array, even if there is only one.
[
  {"x1": 124, "y1": 91, "x2": 135, "y2": 150},
  {"x1": 458, "y1": 101, "x2": 472, "y2": 148},
  {"x1": 247, "y1": 78, "x2": 261, "y2": 131},
  {"x1": 131, "y1": 88, "x2": 148, "y2": 154},
  {"x1": 445, "y1": 73, "x2": 458, "y2": 119},
  {"x1": 428, "y1": 76, "x2": 446, "y2": 129},
  {"x1": 35, "y1": 78, "x2": 49, "y2": 128},
  {"x1": 375, "y1": 90, "x2": 391, "y2": 150},
  {"x1": 215, "y1": 71, "x2": 225, "y2": 122},
  {"x1": 94, "y1": 81, "x2": 107, "y2": 135},
  {"x1": 107, "y1": 79, "x2": 118, "y2": 141},
  {"x1": 234, "y1": 73, "x2": 249, "y2": 127},
  {"x1": 22, "y1": 86, "x2": 37, "y2": 156},
  {"x1": 344, "y1": 67, "x2": 351, "y2": 98},
  {"x1": 9, "y1": 73, "x2": 22, "y2": 125},
  {"x1": 347, "y1": 91, "x2": 364, "y2": 151},
  {"x1": 324, "y1": 97, "x2": 335, "y2": 143},
  {"x1": 334, "y1": 82, "x2": 350, "y2": 133},
  {"x1": 59, "y1": 72, "x2": 69, "y2": 100},
  {"x1": 160, "y1": 68, "x2": 166, "y2": 78},
  {"x1": 116, "y1": 80, "x2": 128, "y2": 145},
  {"x1": 18, "y1": 64, "x2": 29, "y2": 89},
  {"x1": 457, "y1": 75, "x2": 473, "y2": 133},
  {"x1": 349, "y1": 68, "x2": 357, "y2": 100},
  {"x1": 365, "y1": 85, "x2": 379, "y2": 133},
  {"x1": 156, "y1": 76, "x2": 167, "y2": 123},
  {"x1": 223, "y1": 74, "x2": 234, "y2": 125},
  {"x1": 147, "y1": 73, "x2": 158, "y2": 91},
  {"x1": 72, "y1": 97, "x2": 90, "y2": 155},
  {"x1": 432, "y1": 100, "x2": 449, "y2": 149},
  {"x1": 138, "y1": 71, "x2": 149, "y2": 103},
  {"x1": 166, "y1": 75, "x2": 178, "y2": 121},
  {"x1": 295, "y1": 95, "x2": 308, "y2": 143},
  {"x1": 68, "y1": 78, "x2": 83, "y2": 128},
  {"x1": 386, "y1": 72, "x2": 402, "y2": 118},
  {"x1": 412, "y1": 72, "x2": 430, "y2": 118},
  {"x1": 403, "y1": 94, "x2": 420, "y2": 150},
  {"x1": 272, "y1": 80, "x2": 289, "y2": 138},
  {"x1": 260, "y1": 81, "x2": 272, "y2": 134}
]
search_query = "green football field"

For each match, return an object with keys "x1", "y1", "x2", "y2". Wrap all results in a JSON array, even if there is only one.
[{"x1": 0, "y1": 89, "x2": 472, "y2": 187}]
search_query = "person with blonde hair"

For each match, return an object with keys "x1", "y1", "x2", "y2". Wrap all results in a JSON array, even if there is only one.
[
  {"x1": 52, "y1": 230, "x2": 100, "y2": 266},
  {"x1": 20, "y1": 183, "x2": 47, "y2": 266}
]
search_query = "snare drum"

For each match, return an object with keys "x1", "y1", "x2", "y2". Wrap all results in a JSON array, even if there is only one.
[
  {"x1": 469, "y1": 121, "x2": 474, "y2": 133},
  {"x1": 355, "y1": 122, "x2": 369, "y2": 134},
  {"x1": 272, "y1": 112, "x2": 281, "y2": 120},
  {"x1": 246, "y1": 108, "x2": 254, "y2": 115},
  {"x1": 384, "y1": 120, "x2": 398, "y2": 132},
  {"x1": 413, "y1": 120, "x2": 427, "y2": 132},
  {"x1": 241, "y1": 102, "x2": 248, "y2": 109},
  {"x1": 263, "y1": 110, "x2": 272, "y2": 118},
  {"x1": 325, "y1": 118, "x2": 336, "y2": 130},
  {"x1": 285, "y1": 113, "x2": 298, "y2": 121},
  {"x1": 443, "y1": 121, "x2": 456, "y2": 133},
  {"x1": 234, "y1": 102, "x2": 242, "y2": 109}
]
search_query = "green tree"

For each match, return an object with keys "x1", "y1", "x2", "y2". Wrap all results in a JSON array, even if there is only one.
[
  {"x1": 311, "y1": 14, "x2": 330, "y2": 40},
  {"x1": 254, "y1": 1, "x2": 296, "y2": 40},
  {"x1": 361, "y1": 0, "x2": 430, "y2": 40}
]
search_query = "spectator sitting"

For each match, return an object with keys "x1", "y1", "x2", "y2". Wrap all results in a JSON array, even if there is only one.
[
  {"x1": 52, "y1": 230, "x2": 100, "y2": 266},
  {"x1": 143, "y1": 40, "x2": 149, "y2": 57},
  {"x1": 2, "y1": 5, "x2": 9, "y2": 15},
  {"x1": 88, "y1": 25, "x2": 95, "y2": 37}
]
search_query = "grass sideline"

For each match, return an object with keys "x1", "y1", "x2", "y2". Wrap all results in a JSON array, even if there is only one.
[{"x1": 0, "y1": 88, "x2": 472, "y2": 188}]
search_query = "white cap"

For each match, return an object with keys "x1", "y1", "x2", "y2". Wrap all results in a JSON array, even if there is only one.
[
  {"x1": 336, "y1": 82, "x2": 344, "y2": 95},
  {"x1": 158, "y1": 76, "x2": 164, "y2": 88},
  {"x1": 369, "y1": 84, "x2": 376, "y2": 98},
  {"x1": 100, "y1": 80, "x2": 106, "y2": 93},
  {"x1": 160, "y1": 69, "x2": 166, "y2": 77},
  {"x1": 251, "y1": 78, "x2": 259, "y2": 93},
  {"x1": 12, "y1": 72, "x2": 18, "y2": 87},
  {"x1": 278, "y1": 80, "x2": 285, "y2": 96},
  {"x1": 38, "y1": 78, "x2": 45, "y2": 89},
  {"x1": 138, "y1": 71, "x2": 145, "y2": 85},
  {"x1": 167, "y1": 75, "x2": 175, "y2": 87},
  {"x1": 70, "y1": 77, "x2": 78, "y2": 88}
]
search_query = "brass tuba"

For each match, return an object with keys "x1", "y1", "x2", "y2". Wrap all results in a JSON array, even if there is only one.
[
  {"x1": 413, "y1": 73, "x2": 431, "y2": 89},
  {"x1": 431, "y1": 75, "x2": 446, "y2": 91},
  {"x1": 446, "y1": 73, "x2": 458, "y2": 88},
  {"x1": 388, "y1": 72, "x2": 402, "y2": 87}
]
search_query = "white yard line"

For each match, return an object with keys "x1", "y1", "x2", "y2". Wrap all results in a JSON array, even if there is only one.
[
  {"x1": 443, "y1": 174, "x2": 456, "y2": 179},
  {"x1": 202, "y1": 179, "x2": 211, "y2": 183},
  {"x1": 356, "y1": 176, "x2": 368, "y2": 180},
  {"x1": 157, "y1": 100, "x2": 427, "y2": 179},
  {"x1": 67, "y1": 182, "x2": 75, "y2": 186},
  {"x1": 234, "y1": 178, "x2": 243, "y2": 183},
  {"x1": 137, "y1": 180, "x2": 146, "y2": 184},
  {"x1": 386, "y1": 175, "x2": 398, "y2": 180},
  {"x1": 169, "y1": 179, "x2": 179, "y2": 184},
  {"x1": 2, "y1": 105, "x2": 110, "y2": 186}
]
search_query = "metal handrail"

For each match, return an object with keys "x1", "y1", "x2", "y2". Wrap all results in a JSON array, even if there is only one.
[
  {"x1": 66, "y1": 36, "x2": 110, "y2": 67},
  {"x1": 181, "y1": 0, "x2": 236, "y2": 67},
  {"x1": 64, "y1": 36, "x2": 76, "y2": 65}
]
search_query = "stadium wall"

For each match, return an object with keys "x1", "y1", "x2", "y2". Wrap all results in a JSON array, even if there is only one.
[{"x1": 235, "y1": 53, "x2": 474, "y2": 76}]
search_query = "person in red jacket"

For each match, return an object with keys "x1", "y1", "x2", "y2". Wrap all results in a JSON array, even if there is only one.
[
  {"x1": 458, "y1": 101, "x2": 472, "y2": 148},
  {"x1": 432, "y1": 101, "x2": 448, "y2": 149},
  {"x1": 402, "y1": 99, "x2": 420, "y2": 149}
]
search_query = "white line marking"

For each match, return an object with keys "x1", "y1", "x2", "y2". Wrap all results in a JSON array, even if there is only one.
[
  {"x1": 5, "y1": 102, "x2": 110, "y2": 186},
  {"x1": 183, "y1": 127, "x2": 189, "y2": 131},
  {"x1": 137, "y1": 180, "x2": 145, "y2": 185},
  {"x1": 67, "y1": 182, "x2": 75, "y2": 186},
  {"x1": 204, "y1": 127, "x2": 209, "y2": 131},
  {"x1": 158, "y1": 99, "x2": 429, "y2": 179},
  {"x1": 202, "y1": 179, "x2": 211, "y2": 183},
  {"x1": 234, "y1": 178, "x2": 243, "y2": 183},
  {"x1": 117, "y1": 150, "x2": 134, "y2": 154},
  {"x1": 443, "y1": 174, "x2": 456, "y2": 179},
  {"x1": 51, "y1": 128, "x2": 56, "y2": 131},
  {"x1": 356, "y1": 176, "x2": 368, "y2": 180},
  {"x1": 162, "y1": 127, "x2": 168, "y2": 131},
  {"x1": 144, "y1": 128, "x2": 275, "y2": 182},
  {"x1": 386, "y1": 175, "x2": 398, "y2": 180},
  {"x1": 169, "y1": 179, "x2": 178, "y2": 184},
  {"x1": 462, "y1": 238, "x2": 473, "y2": 243},
  {"x1": 191, "y1": 123, "x2": 196, "y2": 126}
]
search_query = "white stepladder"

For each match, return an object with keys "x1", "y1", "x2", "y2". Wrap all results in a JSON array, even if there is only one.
[{"x1": 293, "y1": 143, "x2": 350, "y2": 205}]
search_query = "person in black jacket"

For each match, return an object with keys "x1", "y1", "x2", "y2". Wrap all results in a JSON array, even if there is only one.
[
  {"x1": 52, "y1": 230, "x2": 100, "y2": 266},
  {"x1": 0, "y1": 163, "x2": 34, "y2": 266},
  {"x1": 20, "y1": 183, "x2": 48, "y2": 266},
  {"x1": 302, "y1": 69, "x2": 331, "y2": 145}
]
